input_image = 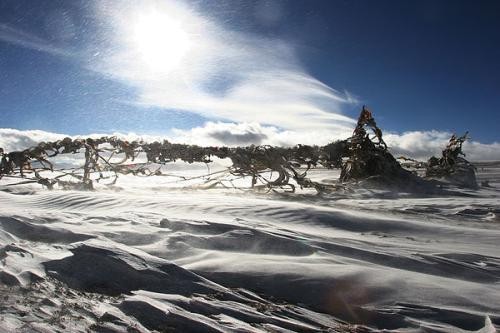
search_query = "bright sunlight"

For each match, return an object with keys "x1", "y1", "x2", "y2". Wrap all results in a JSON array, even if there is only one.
[{"x1": 132, "y1": 11, "x2": 191, "y2": 73}]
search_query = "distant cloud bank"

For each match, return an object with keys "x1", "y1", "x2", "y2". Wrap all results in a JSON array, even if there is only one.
[{"x1": 2, "y1": 125, "x2": 499, "y2": 161}]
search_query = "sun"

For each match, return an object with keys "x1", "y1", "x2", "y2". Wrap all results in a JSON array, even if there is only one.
[{"x1": 132, "y1": 11, "x2": 191, "y2": 73}]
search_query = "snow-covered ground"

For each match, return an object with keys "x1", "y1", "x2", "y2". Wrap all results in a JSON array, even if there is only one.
[{"x1": 1, "y1": 164, "x2": 499, "y2": 332}]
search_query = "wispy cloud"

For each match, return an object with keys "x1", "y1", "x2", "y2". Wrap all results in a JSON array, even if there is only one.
[
  {"x1": 92, "y1": 0, "x2": 358, "y2": 132},
  {"x1": 0, "y1": 1, "x2": 358, "y2": 134},
  {"x1": 0, "y1": 23, "x2": 71, "y2": 57}
]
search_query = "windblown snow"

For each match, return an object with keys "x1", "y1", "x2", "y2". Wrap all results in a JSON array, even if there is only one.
[{"x1": 1, "y1": 164, "x2": 499, "y2": 332}]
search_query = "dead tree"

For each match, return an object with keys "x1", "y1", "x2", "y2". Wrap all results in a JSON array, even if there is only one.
[
  {"x1": 339, "y1": 106, "x2": 410, "y2": 183},
  {"x1": 0, "y1": 107, "x2": 476, "y2": 192},
  {"x1": 426, "y1": 132, "x2": 477, "y2": 188}
]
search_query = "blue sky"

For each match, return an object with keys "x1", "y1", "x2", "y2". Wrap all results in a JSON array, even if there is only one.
[{"x1": 0, "y1": 0, "x2": 499, "y2": 144}]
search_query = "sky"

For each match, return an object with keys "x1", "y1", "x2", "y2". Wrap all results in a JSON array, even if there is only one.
[{"x1": 0, "y1": 0, "x2": 499, "y2": 159}]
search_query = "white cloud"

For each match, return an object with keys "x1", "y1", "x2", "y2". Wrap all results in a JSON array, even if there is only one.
[
  {"x1": 0, "y1": 128, "x2": 162, "y2": 153},
  {"x1": 384, "y1": 131, "x2": 452, "y2": 160},
  {"x1": 0, "y1": 129, "x2": 67, "y2": 152},
  {"x1": 458, "y1": 141, "x2": 500, "y2": 162},
  {"x1": 385, "y1": 131, "x2": 500, "y2": 161},
  {"x1": 2, "y1": 1, "x2": 497, "y2": 163},
  {"x1": 383, "y1": 131, "x2": 500, "y2": 161},
  {"x1": 92, "y1": 0, "x2": 357, "y2": 132},
  {"x1": 2, "y1": 125, "x2": 499, "y2": 162},
  {"x1": 171, "y1": 121, "x2": 349, "y2": 147}
]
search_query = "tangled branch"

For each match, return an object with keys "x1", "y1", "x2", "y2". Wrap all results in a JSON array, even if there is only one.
[
  {"x1": 0, "y1": 134, "x2": 348, "y2": 193},
  {"x1": 0, "y1": 107, "x2": 475, "y2": 192}
]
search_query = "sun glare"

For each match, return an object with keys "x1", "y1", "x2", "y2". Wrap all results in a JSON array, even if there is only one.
[{"x1": 132, "y1": 12, "x2": 191, "y2": 73}]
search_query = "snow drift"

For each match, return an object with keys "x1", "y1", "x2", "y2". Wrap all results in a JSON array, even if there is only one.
[{"x1": 1, "y1": 165, "x2": 499, "y2": 332}]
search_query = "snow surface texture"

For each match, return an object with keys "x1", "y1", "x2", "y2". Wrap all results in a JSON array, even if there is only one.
[{"x1": 1, "y1": 164, "x2": 499, "y2": 332}]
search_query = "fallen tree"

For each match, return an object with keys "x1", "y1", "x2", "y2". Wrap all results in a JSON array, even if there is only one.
[
  {"x1": 340, "y1": 106, "x2": 414, "y2": 183},
  {"x1": 0, "y1": 135, "x2": 347, "y2": 193},
  {"x1": 425, "y1": 132, "x2": 478, "y2": 188},
  {"x1": 0, "y1": 107, "x2": 477, "y2": 192}
]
